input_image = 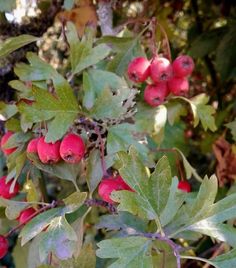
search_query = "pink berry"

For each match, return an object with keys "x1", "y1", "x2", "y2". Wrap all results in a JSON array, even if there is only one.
[
  {"x1": 127, "y1": 57, "x2": 150, "y2": 83},
  {"x1": 37, "y1": 137, "x2": 61, "y2": 164},
  {"x1": 144, "y1": 83, "x2": 169, "y2": 107},
  {"x1": 27, "y1": 138, "x2": 40, "y2": 154},
  {"x1": 18, "y1": 207, "x2": 37, "y2": 224},
  {"x1": 98, "y1": 175, "x2": 134, "y2": 204},
  {"x1": 168, "y1": 77, "x2": 189, "y2": 96},
  {"x1": 60, "y1": 133, "x2": 85, "y2": 164},
  {"x1": 0, "y1": 235, "x2": 8, "y2": 259},
  {"x1": 0, "y1": 131, "x2": 17, "y2": 156},
  {"x1": 150, "y1": 57, "x2": 173, "y2": 83},
  {"x1": 0, "y1": 176, "x2": 20, "y2": 199},
  {"x1": 172, "y1": 55, "x2": 194, "y2": 77},
  {"x1": 178, "y1": 181, "x2": 191, "y2": 193}
]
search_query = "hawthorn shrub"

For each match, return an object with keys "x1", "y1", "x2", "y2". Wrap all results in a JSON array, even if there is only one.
[{"x1": 0, "y1": 1, "x2": 235, "y2": 268}]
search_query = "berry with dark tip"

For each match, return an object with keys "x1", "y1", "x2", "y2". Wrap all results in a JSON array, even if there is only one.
[
  {"x1": 172, "y1": 55, "x2": 194, "y2": 77},
  {"x1": 127, "y1": 57, "x2": 150, "y2": 83},
  {"x1": 150, "y1": 57, "x2": 173, "y2": 83},
  {"x1": 144, "y1": 83, "x2": 169, "y2": 107},
  {"x1": 60, "y1": 133, "x2": 85, "y2": 164},
  {"x1": 37, "y1": 137, "x2": 61, "y2": 164}
]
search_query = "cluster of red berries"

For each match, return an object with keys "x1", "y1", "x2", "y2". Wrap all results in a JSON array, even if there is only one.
[
  {"x1": 127, "y1": 55, "x2": 194, "y2": 107},
  {"x1": 0, "y1": 131, "x2": 86, "y2": 165}
]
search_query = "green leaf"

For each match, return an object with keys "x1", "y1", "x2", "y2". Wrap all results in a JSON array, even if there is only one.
[
  {"x1": 18, "y1": 83, "x2": 78, "y2": 142},
  {"x1": 175, "y1": 94, "x2": 217, "y2": 132},
  {"x1": 188, "y1": 27, "x2": 226, "y2": 58},
  {"x1": 175, "y1": 148, "x2": 202, "y2": 182},
  {"x1": 27, "y1": 153, "x2": 81, "y2": 188},
  {"x1": 166, "y1": 100, "x2": 188, "y2": 125},
  {"x1": 73, "y1": 44, "x2": 111, "y2": 75},
  {"x1": 216, "y1": 26, "x2": 236, "y2": 81},
  {"x1": 113, "y1": 149, "x2": 172, "y2": 221},
  {"x1": 211, "y1": 248, "x2": 236, "y2": 268},
  {"x1": 82, "y1": 69, "x2": 127, "y2": 109},
  {"x1": 107, "y1": 123, "x2": 148, "y2": 161},
  {"x1": 20, "y1": 193, "x2": 85, "y2": 246},
  {"x1": 0, "y1": 101, "x2": 18, "y2": 121},
  {"x1": 38, "y1": 216, "x2": 77, "y2": 261},
  {"x1": 96, "y1": 236, "x2": 153, "y2": 268},
  {"x1": 88, "y1": 84, "x2": 136, "y2": 120},
  {"x1": 9, "y1": 80, "x2": 33, "y2": 99},
  {"x1": 63, "y1": 192, "x2": 87, "y2": 212},
  {"x1": 66, "y1": 22, "x2": 92, "y2": 72},
  {"x1": 0, "y1": 35, "x2": 38, "y2": 57},
  {"x1": 168, "y1": 176, "x2": 236, "y2": 241},
  {"x1": 5, "y1": 118, "x2": 21, "y2": 132},
  {"x1": 96, "y1": 212, "x2": 147, "y2": 233},
  {"x1": 104, "y1": 35, "x2": 145, "y2": 76},
  {"x1": 85, "y1": 149, "x2": 114, "y2": 194},
  {"x1": 0, "y1": 197, "x2": 28, "y2": 220},
  {"x1": 60, "y1": 244, "x2": 96, "y2": 268},
  {"x1": 160, "y1": 177, "x2": 185, "y2": 226},
  {"x1": 14, "y1": 52, "x2": 55, "y2": 81},
  {"x1": 225, "y1": 120, "x2": 236, "y2": 141}
]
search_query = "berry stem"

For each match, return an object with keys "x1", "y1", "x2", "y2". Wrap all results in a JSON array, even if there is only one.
[
  {"x1": 156, "y1": 20, "x2": 172, "y2": 62},
  {"x1": 150, "y1": 17, "x2": 158, "y2": 57}
]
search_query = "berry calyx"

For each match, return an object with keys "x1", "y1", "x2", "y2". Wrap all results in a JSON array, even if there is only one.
[
  {"x1": 178, "y1": 180, "x2": 191, "y2": 193},
  {"x1": 0, "y1": 176, "x2": 20, "y2": 199},
  {"x1": 0, "y1": 131, "x2": 17, "y2": 156},
  {"x1": 60, "y1": 133, "x2": 85, "y2": 164},
  {"x1": 0, "y1": 235, "x2": 8, "y2": 259},
  {"x1": 37, "y1": 137, "x2": 61, "y2": 164},
  {"x1": 150, "y1": 57, "x2": 173, "y2": 83},
  {"x1": 98, "y1": 175, "x2": 133, "y2": 204},
  {"x1": 168, "y1": 77, "x2": 189, "y2": 96},
  {"x1": 127, "y1": 57, "x2": 150, "y2": 83},
  {"x1": 172, "y1": 55, "x2": 194, "y2": 77},
  {"x1": 144, "y1": 83, "x2": 169, "y2": 107},
  {"x1": 18, "y1": 207, "x2": 37, "y2": 224},
  {"x1": 27, "y1": 138, "x2": 40, "y2": 154}
]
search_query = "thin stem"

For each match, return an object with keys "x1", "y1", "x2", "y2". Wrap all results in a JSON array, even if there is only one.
[
  {"x1": 94, "y1": 125, "x2": 109, "y2": 178},
  {"x1": 38, "y1": 171, "x2": 49, "y2": 203},
  {"x1": 84, "y1": 198, "x2": 117, "y2": 214},
  {"x1": 135, "y1": 232, "x2": 182, "y2": 268},
  {"x1": 180, "y1": 255, "x2": 214, "y2": 266},
  {"x1": 156, "y1": 21, "x2": 172, "y2": 62}
]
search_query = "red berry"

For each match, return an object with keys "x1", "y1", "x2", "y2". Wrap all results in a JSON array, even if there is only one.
[
  {"x1": 150, "y1": 57, "x2": 173, "y2": 83},
  {"x1": 37, "y1": 137, "x2": 61, "y2": 164},
  {"x1": 168, "y1": 77, "x2": 189, "y2": 96},
  {"x1": 60, "y1": 133, "x2": 85, "y2": 164},
  {"x1": 0, "y1": 235, "x2": 8, "y2": 259},
  {"x1": 98, "y1": 175, "x2": 134, "y2": 204},
  {"x1": 0, "y1": 176, "x2": 20, "y2": 199},
  {"x1": 144, "y1": 83, "x2": 169, "y2": 107},
  {"x1": 18, "y1": 207, "x2": 37, "y2": 224},
  {"x1": 178, "y1": 180, "x2": 191, "y2": 193},
  {"x1": 172, "y1": 55, "x2": 194, "y2": 77},
  {"x1": 127, "y1": 57, "x2": 150, "y2": 83},
  {"x1": 0, "y1": 131, "x2": 17, "y2": 156},
  {"x1": 27, "y1": 138, "x2": 40, "y2": 154}
]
